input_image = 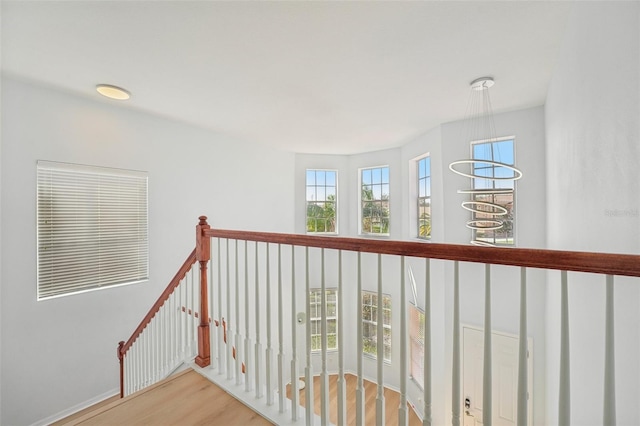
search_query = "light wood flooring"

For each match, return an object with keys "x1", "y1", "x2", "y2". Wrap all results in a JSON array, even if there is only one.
[
  {"x1": 287, "y1": 374, "x2": 423, "y2": 426},
  {"x1": 55, "y1": 369, "x2": 272, "y2": 425},
  {"x1": 56, "y1": 369, "x2": 423, "y2": 425}
]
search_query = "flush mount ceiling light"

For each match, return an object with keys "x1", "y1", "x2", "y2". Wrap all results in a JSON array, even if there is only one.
[{"x1": 96, "y1": 84, "x2": 131, "y2": 100}]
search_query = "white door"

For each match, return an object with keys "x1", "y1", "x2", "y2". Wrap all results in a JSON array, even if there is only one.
[{"x1": 462, "y1": 327, "x2": 532, "y2": 426}]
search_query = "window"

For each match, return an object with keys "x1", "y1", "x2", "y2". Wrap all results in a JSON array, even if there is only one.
[
  {"x1": 362, "y1": 290, "x2": 391, "y2": 361},
  {"x1": 470, "y1": 139, "x2": 516, "y2": 246},
  {"x1": 37, "y1": 161, "x2": 148, "y2": 300},
  {"x1": 306, "y1": 170, "x2": 337, "y2": 233},
  {"x1": 360, "y1": 166, "x2": 390, "y2": 235},
  {"x1": 417, "y1": 156, "x2": 431, "y2": 239},
  {"x1": 409, "y1": 304, "x2": 425, "y2": 389},
  {"x1": 309, "y1": 289, "x2": 338, "y2": 351}
]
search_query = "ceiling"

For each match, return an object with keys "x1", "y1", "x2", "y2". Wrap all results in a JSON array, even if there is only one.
[{"x1": 1, "y1": 1, "x2": 573, "y2": 155}]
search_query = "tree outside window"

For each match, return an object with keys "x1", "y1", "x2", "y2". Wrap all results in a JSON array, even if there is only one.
[
  {"x1": 306, "y1": 170, "x2": 337, "y2": 233},
  {"x1": 361, "y1": 166, "x2": 390, "y2": 235},
  {"x1": 417, "y1": 156, "x2": 431, "y2": 239},
  {"x1": 362, "y1": 290, "x2": 391, "y2": 361}
]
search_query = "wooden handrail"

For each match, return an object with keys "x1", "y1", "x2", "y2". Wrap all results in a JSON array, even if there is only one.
[
  {"x1": 118, "y1": 248, "x2": 197, "y2": 397},
  {"x1": 205, "y1": 229, "x2": 640, "y2": 278}
]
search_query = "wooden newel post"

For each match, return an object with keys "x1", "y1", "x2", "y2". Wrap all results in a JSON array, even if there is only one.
[
  {"x1": 118, "y1": 341, "x2": 125, "y2": 398},
  {"x1": 195, "y1": 216, "x2": 211, "y2": 367}
]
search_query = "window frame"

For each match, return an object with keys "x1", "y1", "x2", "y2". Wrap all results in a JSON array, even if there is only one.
[
  {"x1": 305, "y1": 169, "x2": 338, "y2": 235},
  {"x1": 469, "y1": 137, "x2": 517, "y2": 246},
  {"x1": 309, "y1": 288, "x2": 338, "y2": 352},
  {"x1": 416, "y1": 155, "x2": 431, "y2": 240},
  {"x1": 361, "y1": 290, "x2": 392, "y2": 362},
  {"x1": 36, "y1": 160, "x2": 149, "y2": 300},
  {"x1": 359, "y1": 165, "x2": 390, "y2": 236}
]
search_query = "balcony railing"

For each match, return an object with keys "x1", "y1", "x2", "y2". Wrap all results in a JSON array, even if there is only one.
[{"x1": 119, "y1": 216, "x2": 640, "y2": 425}]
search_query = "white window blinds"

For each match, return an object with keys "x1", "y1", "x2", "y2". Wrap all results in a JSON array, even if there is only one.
[{"x1": 37, "y1": 161, "x2": 148, "y2": 300}]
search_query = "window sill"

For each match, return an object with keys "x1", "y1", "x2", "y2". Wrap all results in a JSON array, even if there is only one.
[
  {"x1": 358, "y1": 234, "x2": 391, "y2": 239},
  {"x1": 363, "y1": 353, "x2": 392, "y2": 365}
]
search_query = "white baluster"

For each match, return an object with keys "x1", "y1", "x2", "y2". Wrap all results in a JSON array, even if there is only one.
[
  {"x1": 245, "y1": 241, "x2": 253, "y2": 392},
  {"x1": 234, "y1": 239, "x2": 241, "y2": 384},
  {"x1": 162, "y1": 305, "x2": 168, "y2": 376},
  {"x1": 266, "y1": 243, "x2": 274, "y2": 405},
  {"x1": 356, "y1": 252, "x2": 365, "y2": 426},
  {"x1": 337, "y1": 250, "x2": 346, "y2": 426},
  {"x1": 423, "y1": 258, "x2": 432, "y2": 426},
  {"x1": 141, "y1": 335, "x2": 146, "y2": 390},
  {"x1": 127, "y1": 346, "x2": 132, "y2": 396},
  {"x1": 164, "y1": 300, "x2": 170, "y2": 377},
  {"x1": 604, "y1": 275, "x2": 616, "y2": 425},
  {"x1": 290, "y1": 246, "x2": 300, "y2": 421},
  {"x1": 132, "y1": 340, "x2": 138, "y2": 393},
  {"x1": 483, "y1": 264, "x2": 492, "y2": 426},
  {"x1": 218, "y1": 238, "x2": 225, "y2": 375},
  {"x1": 173, "y1": 292, "x2": 178, "y2": 367},
  {"x1": 277, "y1": 244, "x2": 286, "y2": 413},
  {"x1": 146, "y1": 317, "x2": 153, "y2": 384},
  {"x1": 181, "y1": 274, "x2": 187, "y2": 361},
  {"x1": 144, "y1": 331, "x2": 150, "y2": 387},
  {"x1": 226, "y1": 240, "x2": 238, "y2": 380},
  {"x1": 185, "y1": 269, "x2": 190, "y2": 358},
  {"x1": 517, "y1": 267, "x2": 528, "y2": 426},
  {"x1": 167, "y1": 294, "x2": 172, "y2": 369},
  {"x1": 150, "y1": 316, "x2": 156, "y2": 383},
  {"x1": 128, "y1": 351, "x2": 134, "y2": 396},
  {"x1": 305, "y1": 247, "x2": 315, "y2": 426},
  {"x1": 255, "y1": 242, "x2": 264, "y2": 399},
  {"x1": 321, "y1": 248, "x2": 329, "y2": 425},
  {"x1": 187, "y1": 267, "x2": 193, "y2": 360},
  {"x1": 192, "y1": 262, "x2": 202, "y2": 358},
  {"x1": 124, "y1": 352, "x2": 129, "y2": 396},
  {"x1": 144, "y1": 323, "x2": 150, "y2": 386},
  {"x1": 133, "y1": 344, "x2": 138, "y2": 393},
  {"x1": 376, "y1": 254, "x2": 385, "y2": 426},
  {"x1": 399, "y1": 256, "x2": 408, "y2": 426},
  {"x1": 139, "y1": 338, "x2": 143, "y2": 391},
  {"x1": 159, "y1": 305, "x2": 166, "y2": 377},
  {"x1": 194, "y1": 265, "x2": 200, "y2": 358},
  {"x1": 559, "y1": 270, "x2": 570, "y2": 425},
  {"x1": 136, "y1": 338, "x2": 142, "y2": 392},
  {"x1": 452, "y1": 261, "x2": 461, "y2": 426},
  {"x1": 209, "y1": 243, "x2": 215, "y2": 372}
]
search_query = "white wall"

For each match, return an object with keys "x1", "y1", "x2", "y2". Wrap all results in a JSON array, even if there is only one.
[
  {"x1": 0, "y1": 76, "x2": 295, "y2": 425},
  {"x1": 545, "y1": 2, "x2": 640, "y2": 425}
]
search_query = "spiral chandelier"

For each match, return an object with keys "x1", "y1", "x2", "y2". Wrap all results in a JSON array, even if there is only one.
[{"x1": 449, "y1": 77, "x2": 523, "y2": 247}]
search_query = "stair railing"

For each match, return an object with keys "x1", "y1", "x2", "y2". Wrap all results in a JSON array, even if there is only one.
[
  {"x1": 117, "y1": 249, "x2": 199, "y2": 397},
  {"x1": 120, "y1": 216, "x2": 640, "y2": 426}
]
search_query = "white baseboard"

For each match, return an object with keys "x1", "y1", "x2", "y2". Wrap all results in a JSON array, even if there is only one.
[{"x1": 30, "y1": 388, "x2": 119, "y2": 426}]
